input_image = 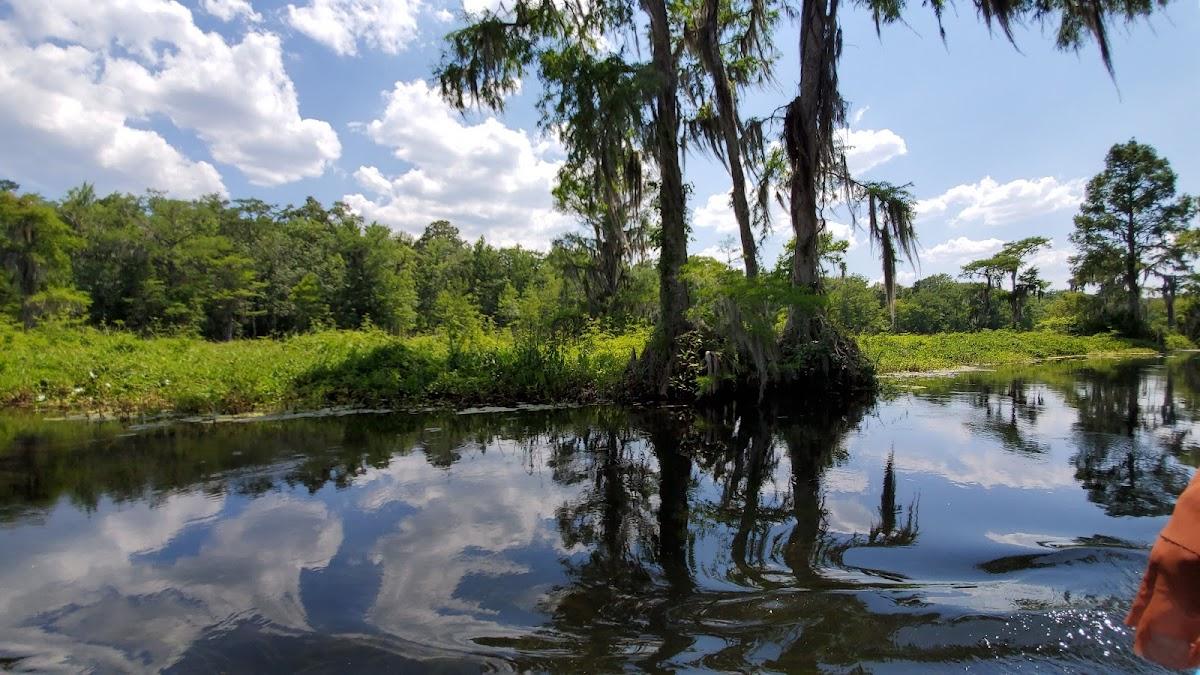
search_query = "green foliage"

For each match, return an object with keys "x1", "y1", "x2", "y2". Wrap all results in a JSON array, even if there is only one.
[
  {"x1": 857, "y1": 330, "x2": 1154, "y2": 374},
  {"x1": 24, "y1": 185, "x2": 669, "y2": 343},
  {"x1": 23, "y1": 286, "x2": 91, "y2": 326},
  {"x1": 826, "y1": 275, "x2": 888, "y2": 335},
  {"x1": 1183, "y1": 296, "x2": 1200, "y2": 344},
  {"x1": 434, "y1": 288, "x2": 486, "y2": 352},
  {"x1": 289, "y1": 272, "x2": 331, "y2": 331},
  {"x1": 1164, "y1": 333, "x2": 1196, "y2": 351},
  {"x1": 683, "y1": 255, "x2": 825, "y2": 390},
  {"x1": 0, "y1": 324, "x2": 652, "y2": 415},
  {"x1": 0, "y1": 189, "x2": 86, "y2": 328},
  {"x1": 1036, "y1": 291, "x2": 1095, "y2": 334},
  {"x1": 894, "y1": 274, "x2": 972, "y2": 333},
  {"x1": 1070, "y1": 140, "x2": 1196, "y2": 334},
  {"x1": 858, "y1": 182, "x2": 919, "y2": 324},
  {"x1": 818, "y1": 231, "x2": 849, "y2": 278},
  {"x1": 959, "y1": 237, "x2": 1051, "y2": 330}
]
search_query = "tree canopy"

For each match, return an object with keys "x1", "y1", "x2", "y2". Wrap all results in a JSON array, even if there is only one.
[{"x1": 1070, "y1": 139, "x2": 1196, "y2": 334}]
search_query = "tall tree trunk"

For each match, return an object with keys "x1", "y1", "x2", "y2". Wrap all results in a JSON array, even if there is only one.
[
  {"x1": 1125, "y1": 211, "x2": 1140, "y2": 325},
  {"x1": 783, "y1": 0, "x2": 835, "y2": 339},
  {"x1": 731, "y1": 411, "x2": 771, "y2": 570},
  {"x1": 1010, "y1": 270, "x2": 1019, "y2": 328},
  {"x1": 700, "y1": 0, "x2": 757, "y2": 278},
  {"x1": 980, "y1": 277, "x2": 992, "y2": 330},
  {"x1": 1164, "y1": 276, "x2": 1176, "y2": 330},
  {"x1": 654, "y1": 432, "x2": 693, "y2": 589},
  {"x1": 642, "y1": 0, "x2": 690, "y2": 395},
  {"x1": 644, "y1": 421, "x2": 694, "y2": 666}
]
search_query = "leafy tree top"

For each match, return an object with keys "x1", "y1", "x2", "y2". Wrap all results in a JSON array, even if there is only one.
[{"x1": 1070, "y1": 139, "x2": 1196, "y2": 289}]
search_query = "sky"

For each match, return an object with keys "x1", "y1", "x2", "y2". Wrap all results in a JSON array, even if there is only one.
[{"x1": 1, "y1": 0, "x2": 1197, "y2": 289}]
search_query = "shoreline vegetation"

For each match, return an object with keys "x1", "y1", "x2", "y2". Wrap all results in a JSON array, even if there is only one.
[
  {"x1": 1, "y1": 325, "x2": 1167, "y2": 418},
  {"x1": 856, "y1": 331, "x2": 1160, "y2": 375},
  {"x1": 2, "y1": 138, "x2": 1194, "y2": 406}
]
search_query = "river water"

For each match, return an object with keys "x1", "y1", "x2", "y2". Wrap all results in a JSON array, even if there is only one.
[{"x1": 1, "y1": 356, "x2": 1197, "y2": 673}]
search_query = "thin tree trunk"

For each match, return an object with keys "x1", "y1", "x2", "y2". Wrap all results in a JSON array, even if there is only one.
[
  {"x1": 1125, "y1": 211, "x2": 1140, "y2": 324},
  {"x1": 980, "y1": 277, "x2": 992, "y2": 330},
  {"x1": 700, "y1": 0, "x2": 757, "y2": 278},
  {"x1": 1164, "y1": 276, "x2": 1176, "y2": 330},
  {"x1": 1010, "y1": 270, "x2": 1019, "y2": 328}
]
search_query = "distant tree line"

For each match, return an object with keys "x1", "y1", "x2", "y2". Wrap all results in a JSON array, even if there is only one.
[
  {"x1": 0, "y1": 143, "x2": 1194, "y2": 346},
  {"x1": 803, "y1": 141, "x2": 1200, "y2": 343},
  {"x1": 0, "y1": 182, "x2": 660, "y2": 340}
]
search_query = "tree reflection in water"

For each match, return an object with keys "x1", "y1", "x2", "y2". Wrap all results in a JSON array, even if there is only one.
[
  {"x1": 905, "y1": 356, "x2": 1199, "y2": 517},
  {"x1": 502, "y1": 397, "x2": 944, "y2": 671},
  {"x1": 1066, "y1": 358, "x2": 1195, "y2": 516},
  {"x1": 0, "y1": 356, "x2": 1195, "y2": 672}
]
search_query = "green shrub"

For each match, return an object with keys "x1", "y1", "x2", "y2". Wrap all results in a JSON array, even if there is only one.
[
  {"x1": 857, "y1": 329, "x2": 1155, "y2": 373},
  {"x1": 0, "y1": 325, "x2": 651, "y2": 415},
  {"x1": 1165, "y1": 333, "x2": 1197, "y2": 351}
]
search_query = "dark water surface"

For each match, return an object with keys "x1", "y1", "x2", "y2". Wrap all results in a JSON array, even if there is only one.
[{"x1": 2, "y1": 356, "x2": 1198, "y2": 673}]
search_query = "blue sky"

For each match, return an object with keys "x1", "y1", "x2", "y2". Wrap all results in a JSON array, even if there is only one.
[{"x1": 1, "y1": 0, "x2": 1196, "y2": 288}]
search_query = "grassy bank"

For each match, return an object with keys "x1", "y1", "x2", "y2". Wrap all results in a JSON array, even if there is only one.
[
  {"x1": 0, "y1": 326, "x2": 1166, "y2": 416},
  {"x1": 856, "y1": 330, "x2": 1158, "y2": 374},
  {"x1": 0, "y1": 324, "x2": 649, "y2": 415}
]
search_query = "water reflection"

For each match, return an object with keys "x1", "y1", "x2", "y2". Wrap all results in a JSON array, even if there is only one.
[
  {"x1": 0, "y1": 356, "x2": 1196, "y2": 672},
  {"x1": 1067, "y1": 360, "x2": 1195, "y2": 516}
]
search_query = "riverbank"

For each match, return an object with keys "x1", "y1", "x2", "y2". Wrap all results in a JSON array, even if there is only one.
[
  {"x1": 0, "y1": 326, "x2": 1164, "y2": 416},
  {"x1": 857, "y1": 330, "x2": 1159, "y2": 374},
  {"x1": 0, "y1": 325, "x2": 649, "y2": 415}
]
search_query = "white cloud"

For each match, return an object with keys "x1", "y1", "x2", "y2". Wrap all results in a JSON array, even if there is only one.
[
  {"x1": 463, "y1": 0, "x2": 503, "y2": 14},
  {"x1": 357, "y1": 448, "x2": 581, "y2": 647},
  {"x1": 872, "y1": 269, "x2": 918, "y2": 286},
  {"x1": 200, "y1": 0, "x2": 262, "y2": 21},
  {"x1": 693, "y1": 189, "x2": 859, "y2": 252},
  {"x1": 1028, "y1": 243, "x2": 1075, "y2": 289},
  {"x1": 110, "y1": 31, "x2": 342, "y2": 185},
  {"x1": 7, "y1": 0, "x2": 194, "y2": 60},
  {"x1": 0, "y1": 0, "x2": 340, "y2": 192},
  {"x1": 0, "y1": 492, "x2": 343, "y2": 673},
  {"x1": 841, "y1": 128, "x2": 907, "y2": 174},
  {"x1": 435, "y1": 7, "x2": 455, "y2": 21},
  {"x1": 694, "y1": 244, "x2": 738, "y2": 266},
  {"x1": 985, "y1": 531, "x2": 1072, "y2": 550},
  {"x1": 916, "y1": 176, "x2": 1084, "y2": 227},
  {"x1": 823, "y1": 467, "x2": 869, "y2": 494},
  {"x1": 851, "y1": 106, "x2": 870, "y2": 125},
  {"x1": 916, "y1": 237, "x2": 1075, "y2": 289},
  {"x1": 824, "y1": 496, "x2": 877, "y2": 535},
  {"x1": 287, "y1": 0, "x2": 423, "y2": 55},
  {"x1": 922, "y1": 236, "x2": 1005, "y2": 263},
  {"x1": 345, "y1": 79, "x2": 568, "y2": 247},
  {"x1": 825, "y1": 220, "x2": 859, "y2": 250},
  {"x1": 0, "y1": 25, "x2": 225, "y2": 196},
  {"x1": 693, "y1": 191, "x2": 740, "y2": 234}
]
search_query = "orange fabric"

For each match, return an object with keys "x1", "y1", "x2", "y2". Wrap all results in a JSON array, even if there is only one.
[
  {"x1": 1127, "y1": 472, "x2": 1200, "y2": 670},
  {"x1": 1164, "y1": 472, "x2": 1200, "y2": 556}
]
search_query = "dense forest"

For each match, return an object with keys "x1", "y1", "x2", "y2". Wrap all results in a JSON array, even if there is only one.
[
  {"x1": 0, "y1": 181, "x2": 658, "y2": 340},
  {"x1": 1, "y1": 140, "x2": 1195, "y2": 350}
]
